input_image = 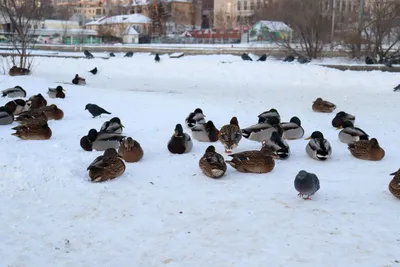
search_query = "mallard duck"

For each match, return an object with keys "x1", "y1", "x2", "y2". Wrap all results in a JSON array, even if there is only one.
[
  {"x1": 312, "y1": 98, "x2": 336, "y2": 113},
  {"x1": 281, "y1": 116, "x2": 304, "y2": 140},
  {"x1": 1, "y1": 86, "x2": 26, "y2": 98},
  {"x1": 39, "y1": 104, "x2": 64, "y2": 120},
  {"x1": 332, "y1": 111, "x2": 355, "y2": 128},
  {"x1": 305, "y1": 131, "x2": 332, "y2": 161},
  {"x1": 389, "y1": 169, "x2": 400, "y2": 199},
  {"x1": 219, "y1": 117, "x2": 242, "y2": 153},
  {"x1": 118, "y1": 137, "x2": 144, "y2": 162},
  {"x1": 80, "y1": 129, "x2": 125, "y2": 151},
  {"x1": 348, "y1": 138, "x2": 385, "y2": 161},
  {"x1": 191, "y1": 120, "x2": 219, "y2": 142},
  {"x1": 261, "y1": 131, "x2": 290, "y2": 159},
  {"x1": 100, "y1": 117, "x2": 124, "y2": 134},
  {"x1": 72, "y1": 74, "x2": 86, "y2": 85},
  {"x1": 15, "y1": 110, "x2": 48, "y2": 125},
  {"x1": 258, "y1": 108, "x2": 281, "y2": 124},
  {"x1": 185, "y1": 108, "x2": 206, "y2": 129},
  {"x1": 47, "y1": 86, "x2": 65, "y2": 99},
  {"x1": 242, "y1": 116, "x2": 281, "y2": 142},
  {"x1": 87, "y1": 148, "x2": 126, "y2": 182},
  {"x1": 8, "y1": 66, "x2": 30, "y2": 76},
  {"x1": 338, "y1": 121, "x2": 369, "y2": 144},
  {"x1": 225, "y1": 147, "x2": 278, "y2": 173},
  {"x1": 27, "y1": 94, "x2": 47, "y2": 110},
  {"x1": 167, "y1": 124, "x2": 193, "y2": 154},
  {"x1": 0, "y1": 106, "x2": 14, "y2": 125},
  {"x1": 11, "y1": 121, "x2": 52, "y2": 140},
  {"x1": 4, "y1": 99, "x2": 28, "y2": 115},
  {"x1": 198, "y1": 145, "x2": 227, "y2": 178}
]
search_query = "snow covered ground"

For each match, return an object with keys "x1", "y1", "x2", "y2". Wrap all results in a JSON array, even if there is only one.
[{"x1": 1, "y1": 53, "x2": 399, "y2": 267}]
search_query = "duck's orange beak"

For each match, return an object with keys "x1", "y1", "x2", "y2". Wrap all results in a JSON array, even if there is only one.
[{"x1": 304, "y1": 136, "x2": 311, "y2": 140}]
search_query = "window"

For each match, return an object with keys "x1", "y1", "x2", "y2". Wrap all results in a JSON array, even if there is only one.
[
  {"x1": 257, "y1": 0, "x2": 261, "y2": 9},
  {"x1": 250, "y1": 1, "x2": 254, "y2": 10},
  {"x1": 244, "y1": 1, "x2": 247, "y2": 10},
  {"x1": 237, "y1": 1, "x2": 240, "y2": 10},
  {"x1": 336, "y1": 0, "x2": 339, "y2": 10},
  {"x1": 342, "y1": 2, "x2": 346, "y2": 12},
  {"x1": 324, "y1": 1, "x2": 328, "y2": 10}
]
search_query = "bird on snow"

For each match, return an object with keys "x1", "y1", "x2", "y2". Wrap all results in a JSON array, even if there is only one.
[
  {"x1": 124, "y1": 51, "x2": 133, "y2": 57},
  {"x1": 2, "y1": 86, "x2": 26, "y2": 98},
  {"x1": 11, "y1": 121, "x2": 52, "y2": 140},
  {"x1": 241, "y1": 53, "x2": 253, "y2": 61},
  {"x1": 283, "y1": 55, "x2": 295, "y2": 62},
  {"x1": 84, "y1": 50, "x2": 94, "y2": 59},
  {"x1": 281, "y1": 116, "x2": 304, "y2": 140},
  {"x1": 4, "y1": 99, "x2": 28, "y2": 115},
  {"x1": 312, "y1": 98, "x2": 336, "y2": 113},
  {"x1": 0, "y1": 106, "x2": 14, "y2": 125},
  {"x1": 28, "y1": 93, "x2": 47, "y2": 109},
  {"x1": 331, "y1": 111, "x2": 355, "y2": 128},
  {"x1": 80, "y1": 129, "x2": 125, "y2": 151},
  {"x1": 87, "y1": 148, "x2": 126, "y2": 183},
  {"x1": 241, "y1": 116, "x2": 281, "y2": 142},
  {"x1": 348, "y1": 138, "x2": 385, "y2": 161},
  {"x1": 167, "y1": 124, "x2": 193, "y2": 154},
  {"x1": 257, "y1": 54, "x2": 267, "y2": 62},
  {"x1": 298, "y1": 56, "x2": 311, "y2": 64},
  {"x1": 89, "y1": 67, "x2": 98, "y2": 75},
  {"x1": 388, "y1": 169, "x2": 400, "y2": 199},
  {"x1": 258, "y1": 108, "x2": 281, "y2": 124},
  {"x1": 199, "y1": 145, "x2": 227, "y2": 179},
  {"x1": 219, "y1": 117, "x2": 242, "y2": 153},
  {"x1": 72, "y1": 74, "x2": 86, "y2": 85},
  {"x1": 294, "y1": 170, "x2": 320, "y2": 200},
  {"x1": 185, "y1": 108, "x2": 206, "y2": 129},
  {"x1": 155, "y1": 53, "x2": 160, "y2": 63},
  {"x1": 118, "y1": 137, "x2": 144, "y2": 163},
  {"x1": 394, "y1": 84, "x2": 400, "y2": 92},
  {"x1": 8, "y1": 66, "x2": 30, "y2": 76},
  {"x1": 337, "y1": 121, "x2": 369, "y2": 144},
  {"x1": 261, "y1": 131, "x2": 290, "y2": 160},
  {"x1": 305, "y1": 131, "x2": 332, "y2": 161},
  {"x1": 109, "y1": 52, "x2": 115, "y2": 57},
  {"x1": 47, "y1": 86, "x2": 65, "y2": 99},
  {"x1": 100, "y1": 117, "x2": 124, "y2": 134},
  {"x1": 85, "y1": 103, "x2": 111, "y2": 118},
  {"x1": 191, "y1": 120, "x2": 219, "y2": 142}
]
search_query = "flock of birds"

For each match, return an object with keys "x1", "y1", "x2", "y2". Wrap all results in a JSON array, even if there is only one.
[{"x1": 0, "y1": 57, "x2": 399, "y2": 201}]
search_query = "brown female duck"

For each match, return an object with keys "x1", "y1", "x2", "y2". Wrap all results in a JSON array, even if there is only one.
[
  {"x1": 15, "y1": 110, "x2": 48, "y2": 125},
  {"x1": 225, "y1": 147, "x2": 278, "y2": 173},
  {"x1": 348, "y1": 138, "x2": 385, "y2": 161},
  {"x1": 28, "y1": 94, "x2": 47, "y2": 109},
  {"x1": 218, "y1": 116, "x2": 242, "y2": 153},
  {"x1": 199, "y1": 145, "x2": 227, "y2": 179},
  {"x1": 87, "y1": 148, "x2": 126, "y2": 182},
  {"x1": 312, "y1": 98, "x2": 336, "y2": 113},
  {"x1": 11, "y1": 121, "x2": 52, "y2": 140},
  {"x1": 389, "y1": 169, "x2": 400, "y2": 199},
  {"x1": 8, "y1": 66, "x2": 30, "y2": 76},
  {"x1": 118, "y1": 137, "x2": 144, "y2": 162},
  {"x1": 39, "y1": 104, "x2": 64, "y2": 120}
]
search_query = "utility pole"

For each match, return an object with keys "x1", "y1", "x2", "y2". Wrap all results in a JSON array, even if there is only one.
[
  {"x1": 356, "y1": 0, "x2": 365, "y2": 58},
  {"x1": 330, "y1": 0, "x2": 336, "y2": 50}
]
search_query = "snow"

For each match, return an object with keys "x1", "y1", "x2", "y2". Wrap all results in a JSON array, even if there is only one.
[
  {"x1": 0, "y1": 53, "x2": 400, "y2": 266},
  {"x1": 86, "y1": 14, "x2": 151, "y2": 26}
]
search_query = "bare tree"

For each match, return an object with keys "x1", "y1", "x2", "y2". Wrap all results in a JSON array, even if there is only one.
[
  {"x1": 214, "y1": 10, "x2": 236, "y2": 30},
  {"x1": 254, "y1": 0, "x2": 331, "y2": 58},
  {"x1": 0, "y1": 0, "x2": 52, "y2": 69}
]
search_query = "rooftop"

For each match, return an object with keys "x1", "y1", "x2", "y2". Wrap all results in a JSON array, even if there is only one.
[{"x1": 86, "y1": 13, "x2": 151, "y2": 26}]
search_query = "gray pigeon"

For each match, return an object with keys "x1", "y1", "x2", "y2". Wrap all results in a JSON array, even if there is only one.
[
  {"x1": 85, "y1": 103, "x2": 111, "y2": 118},
  {"x1": 294, "y1": 170, "x2": 320, "y2": 200}
]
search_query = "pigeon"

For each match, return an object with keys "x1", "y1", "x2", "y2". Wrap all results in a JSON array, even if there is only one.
[
  {"x1": 2, "y1": 86, "x2": 26, "y2": 98},
  {"x1": 394, "y1": 84, "x2": 400, "y2": 91},
  {"x1": 365, "y1": 56, "x2": 375, "y2": 65},
  {"x1": 283, "y1": 55, "x2": 295, "y2": 62},
  {"x1": 84, "y1": 50, "x2": 94, "y2": 59},
  {"x1": 124, "y1": 51, "x2": 133, "y2": 57},
  {"x1": 294, "y1": 170, "x2": 320, "y2": 200},
  {"x1": 298, "y1": 56, "x2": 311, "y2": 64},
  {"x1": 85, "y1": 104, "x2": 111, "y2": 118},
  {"x1": 89, "y1": 67, "x2": 98, "y2": 75},
  {"x1": 241, "y1": 53, "x2": 253, "y2": 61},
  {"x1": 155, "y1": 53, "x2": 160, "y2": 62},
  {"x1": 257, "y1": 54, "x2": 267, "y2": 62},
  {"x1": 109, "y1": 52, "x2": 115, "y2": 57}
]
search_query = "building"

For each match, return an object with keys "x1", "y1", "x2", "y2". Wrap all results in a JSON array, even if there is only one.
[
  {"x1": 122, "y1": 25, "x2": 139, "y2": 43},
  {"x1": 73, "y1": 1, "x2": 107, "y2": 20},
  {"x1": 85, "y1": 13, "x2": 151, "y2": 37},
  {"x1": 165, "y1": 0, "x2": 202, "y2": 33}
]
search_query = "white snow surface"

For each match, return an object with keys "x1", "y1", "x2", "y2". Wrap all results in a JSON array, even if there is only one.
[{"x1": 1, "y1": 53, "x2": 400, "y2": 266}]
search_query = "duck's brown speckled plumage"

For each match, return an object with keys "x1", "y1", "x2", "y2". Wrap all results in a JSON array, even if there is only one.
[
  {"x1": 312, "y1": 98, "x2": 336, "y2": 113},
  {"x1": 87, "y1": 148, "x2": 126, "y2": 182},
  {"x1": 389, "y1": 169, "x2": 400, "y2": 199},
  {"x1": 11, "y1": 121, "x2": 52, "y2": 140},
  {"x1": 218, "y1": 117, "x2": 242, "y2": 153},
  {"x1": 28, "y1": 94, "x2": 47, "y2": 109},
  {"x1": 15, "y1": 110, "x2": 48, "y2": 125},
  {"x1": 39, "y1": 104, "x2": 64, "y2": 120},
  {"x1": 199, "y1": 145, "x2": 227, "y2": 178},
  {"x1": 348, "y1": 138, "x2": 385, "y2": 161},
  {"x1": 118, "y1": 137, "x2": 144, "y2": 162},
  {"x1": 8, "y1": 66, "x2": 30, "y2": 76},
  {"x1": 225, "y1": 147, "x2": 277, "y2": 173}
]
